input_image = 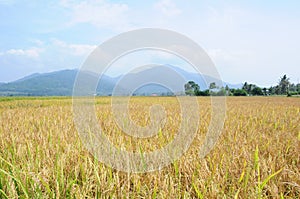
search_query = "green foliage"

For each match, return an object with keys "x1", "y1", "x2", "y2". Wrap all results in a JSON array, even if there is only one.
[
  {"x1": 227, "y1": 75, "x2": 296, "y2": 97},
  {"x1": 267, "y1": 74, "x2": 292, "y2": 95},
  {"x1": 233, "y1": 89, "x2": 248, "y2": 96},
  {"x1": 195, "y1": 89, "x2": 210, "y2": 96},
  {"x1": 242, "y1": 82, "x2": 263, "y2": 96},
  {"x1": 288, "y1": 83, "x2": 300, "y2": 95},
  {"x1": 278, "y1": 74, "x2": 290, "y2": 95},
  {"x1": 184, "y1": 81, "x2": 226, "y2": 96},
  {"x1": 251, "y1": 87, "x2": 263, "y2": 96},
  {"x1": 184, "y1": 81, "x2": 203, "y2": 96},
  {"x1": 210, "y1": 87, "x2": 227, "y2": 96},
  {"x1": 209, "y1": 82, "x2": 217, "y2": 89}
]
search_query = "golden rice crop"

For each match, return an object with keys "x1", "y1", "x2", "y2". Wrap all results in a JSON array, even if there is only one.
[{"x1": 0, "y1": 96, "x2": 299, "y2": 198}]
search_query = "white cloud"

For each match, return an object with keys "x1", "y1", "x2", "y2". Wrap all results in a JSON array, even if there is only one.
[
  {"x1": 1, "y1": 47, "x2": 43, "y2": 59},
  {"x1": 30, "y1": 39, "x2": 44, "y2": 46},
  {"x1": 154, "y1": 0, "x2": 181, "y2": 17},
  {"x1": 52, "y1": 39, "x2": 97, "y2": 56},
  {"x1": 60, "y1": 0, "x2": 130, "y2": 30},
  {"x1": 69, "y1": 44, "x2": 97, "y2": 56}
]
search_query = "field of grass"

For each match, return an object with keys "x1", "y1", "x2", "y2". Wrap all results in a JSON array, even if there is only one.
[{"x1": 0, "y1": 96, "x2": 299, "y2": 198}]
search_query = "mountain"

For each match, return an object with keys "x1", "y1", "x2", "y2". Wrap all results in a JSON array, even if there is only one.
[
  {"x1": 112, "y1": 65, "x2": 186, "y2": 96},
  {"x1": 0, "y1": 70, "x2": 76, "y2": 96},
  {"x1": 0, "y1": 69, "x2": 116, "y2": 96},
  {"x1": 0, "y1": 66, "x2": 242, "y2": 96},
  {"x1": 14, "y1": 73, "x2": 42, "y2": 83},
  {"x1": 103, "y1": 65, "x2": 242, "y2": 95},
  {"x1": 165, "y1": 65, "x2": 242, "y2": 89}
]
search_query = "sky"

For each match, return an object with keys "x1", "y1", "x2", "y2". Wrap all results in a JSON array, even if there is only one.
[{"x1": 0, "y1": 0, "x2": 299, "y2": 87}]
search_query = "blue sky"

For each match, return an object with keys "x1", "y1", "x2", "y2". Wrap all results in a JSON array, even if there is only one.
[{"x1": 0, "y1": 0, "x2": 299, "y2": 86}]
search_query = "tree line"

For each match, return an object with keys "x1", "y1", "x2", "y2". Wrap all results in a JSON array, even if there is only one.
[{"x1": 184, "y1": 75, "x2": 300, "y2": 96}]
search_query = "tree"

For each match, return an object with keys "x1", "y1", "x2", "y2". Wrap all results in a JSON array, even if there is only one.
[
  {"x1": 216, "y1": 87, "x2": 226, "y2": 96},
  {"x1": 225, "y1": 85, "x2": 230, "y2": 96},
  {"x1": 262, "y1": 87, "x2": 267, "y2": 96},
  {"x1": 184, "y1": 81, "x2": 194, "y2": 96},
  {"x1": 289, "y1": 83, "x2": 296, "y2": 92},
  {"x1": 225, "y1": 85, "x2": 229, "y2": 90},
  {"x1": 242, "y1": 82, "x2": 249, "y2": 91},
  {"x1": 242, "y1": 82, "x2": 255, "y2": 94},
  {"x1": 278, "y1": 75, "x2": 290, "y2": 95},
  {"x1": 184, "y1": 81, "x2": 200, "y2": 96},
  {"x1": 194, "y1": 84, "x2": 200, "y2": 95},
  {"x1": 243, "y1": 82, "x2": 265, "y2": 95},
  {"x1": 288, "y1": 83, "x2": 300, "y2": 96},
  {"x1": 196, "y1": 89, "x2": 210, "y2": 96},
  {"x1": 251, "y1": 87, "x2": 263, "y2": 96},
  {"x1": 233, "y1": 89, "x2": 248, "y2": 96},
  {"x1": 274, "y1": 85, "x2": 281, "y2": 95},
  {"x1": 209, "y1": 82, "x2": 217, "y2": 90},
  {"x1": 268, "y1": 86, "x2": 275, "y2": 95}
]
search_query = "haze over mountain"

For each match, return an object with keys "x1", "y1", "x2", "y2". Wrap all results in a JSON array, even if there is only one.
[{"x1": 0, "y1": 65, "x2": 242, "y2": 96}]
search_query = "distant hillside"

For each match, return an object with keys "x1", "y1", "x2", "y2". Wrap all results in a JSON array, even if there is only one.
[
  {"x1": 0, "y1": 66, "x2": 242, "y2": 96},
  {"x1": 0, "y1": 70, "x2": 117, "y2": 96},
  {"x1": 165, "y1": 65, "x2": 242, "y2": 89},
  {"x1": 0, "y1": 70, "x2": 77, "y2": 96},
  {"x1": 14, "y1": 72, "x2": 42, "y2": 83}
]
